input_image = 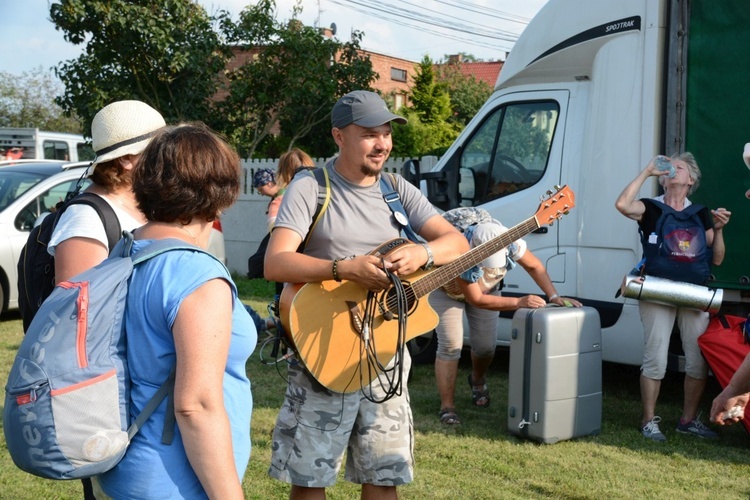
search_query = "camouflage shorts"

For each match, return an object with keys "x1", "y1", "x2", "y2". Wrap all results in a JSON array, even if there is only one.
[{"x1": 268, "y1": 355, "x2": 414, "y2": 488}]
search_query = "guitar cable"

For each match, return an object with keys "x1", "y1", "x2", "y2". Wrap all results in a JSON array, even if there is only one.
[{"x1": 360, "y1": 258, "x2": 408, "y2": 403}]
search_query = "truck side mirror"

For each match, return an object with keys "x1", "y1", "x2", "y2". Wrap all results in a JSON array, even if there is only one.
[
  {"x1": 423, "y1": 170, "x2": 450, "y2": 210},
  {"x1": 402, "y1": 158, "x2": 421, "y2": 186}
]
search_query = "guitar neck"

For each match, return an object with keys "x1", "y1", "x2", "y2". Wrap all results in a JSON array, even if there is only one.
[{"x1": 411, "y1": 217, "x2": 540, "y2": 298}]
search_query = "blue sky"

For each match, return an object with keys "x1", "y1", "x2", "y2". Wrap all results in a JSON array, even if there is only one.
[{"x1": 1, "y1": 0, "x2": 548, "y2": 75}]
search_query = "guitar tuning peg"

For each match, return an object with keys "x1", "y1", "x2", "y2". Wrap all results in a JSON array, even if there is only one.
[
  {"x1": 554, "y1": 184, "x2": 562, "y2": 191},
  {"x1": 546, "y1": 189, "x2": 553, "y2": 196}
]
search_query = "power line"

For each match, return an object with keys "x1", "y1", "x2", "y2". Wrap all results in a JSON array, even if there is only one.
[
  {"x1": 432, "y1": 0, "x2": 532, "y2": 25},
  {"x1": 335, "y1": 0, "x2": 521, "y2": 42}
]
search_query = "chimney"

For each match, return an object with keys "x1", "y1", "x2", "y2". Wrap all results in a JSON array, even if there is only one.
[{"x1": 447, "y1": 54, "x2": 463, "y2": 64}]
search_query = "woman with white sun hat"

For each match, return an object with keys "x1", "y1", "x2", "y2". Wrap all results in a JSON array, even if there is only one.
[
  {"x1": 47, "y1": 100, "x2": 165, "y2": 499},
  {"x1": 48, "y1": 100, "x2": 166, "y2": 283}
]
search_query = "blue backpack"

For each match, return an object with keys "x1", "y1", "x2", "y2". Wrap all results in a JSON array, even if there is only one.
[
  {"x1": 3, "y1": 231, "x2": 225, "y2": 479},
  {"x1": 640, "y1": 199, "x2": 712, "y2": 285}
]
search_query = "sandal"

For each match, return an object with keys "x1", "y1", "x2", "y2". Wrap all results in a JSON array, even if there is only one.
[
  {"x1": 468, "y1": 374, "x2": 490, "y2": 408},
  {"x1": 439, "y1": 408, "x2": 462, "y2": 425}
]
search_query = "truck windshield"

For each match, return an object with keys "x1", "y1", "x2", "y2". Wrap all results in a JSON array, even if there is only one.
[{"x1": 460, "y1": 101, "x2": 559, "y2": 205}]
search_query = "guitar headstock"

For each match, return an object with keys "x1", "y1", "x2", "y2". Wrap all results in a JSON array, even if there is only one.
[{"x1": 534, "y1": 185, "x2": 575, "y2": 227}]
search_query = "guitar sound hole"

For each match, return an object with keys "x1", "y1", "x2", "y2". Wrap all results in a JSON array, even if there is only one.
[{"x1": 380, "y1": 282, "x2": 418, "y2": 319}]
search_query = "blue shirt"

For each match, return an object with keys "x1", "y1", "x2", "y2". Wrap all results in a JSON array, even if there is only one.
[{"x1": 98, "y1": 240, "x2": 256, "y2": 499}]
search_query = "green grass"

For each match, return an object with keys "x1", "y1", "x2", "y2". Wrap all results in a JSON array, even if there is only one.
[{"x1": 2, "y1": 277, "x2": 750, "y2": 499}]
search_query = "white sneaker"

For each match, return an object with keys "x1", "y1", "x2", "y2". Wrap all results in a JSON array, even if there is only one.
[{"x1": 642, "y1": 416, "x2": 667, "y2": 442}]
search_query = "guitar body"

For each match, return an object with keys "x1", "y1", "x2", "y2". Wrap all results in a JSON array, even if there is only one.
[{"x1": 279, "y1": 271, "x2": 439, "y2": 393}]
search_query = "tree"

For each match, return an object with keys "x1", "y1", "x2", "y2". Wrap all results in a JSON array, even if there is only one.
[
  {"x1": 216, "y1": 0, "x2": 376, "y2": 158},
  {"x1": 409, "y1": 55, "x2": 452, "y2": 125},
  {"x1": 435, "y1": 62, "x2": 492, "y2": 126},
  {"x1": 0, "y1": 68, "x2": 82, "y2": 132},
  {"x1": 390, "y1": 110, "x2": 456, "y2": 158},
  {"x1": 50, "y1": 0, "x2": 229, "y2": 135},
  {"x1": 391, "y1": 55, "x2": 457, "y2": 157}
]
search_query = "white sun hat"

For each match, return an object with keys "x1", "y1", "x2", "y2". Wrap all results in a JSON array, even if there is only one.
[
  {"x1": 743, "y1": 143, "x2": 750, "y2": 170},
  {"x1": 91, "y1": 100, "x2": 166, "y2": 168}
]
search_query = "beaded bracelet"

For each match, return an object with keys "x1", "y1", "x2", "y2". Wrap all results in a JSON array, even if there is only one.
[
  {"x1": 332, "y1": 258, "x2": 342, "y2": 282},
  {"x1": 549, "y1": 293, "x2": 559, "y2": 301}
]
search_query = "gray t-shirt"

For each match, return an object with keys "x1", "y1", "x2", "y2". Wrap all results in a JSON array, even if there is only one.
[{"x1": 274, "y1": 161, "x2": 438, "y2": 259}]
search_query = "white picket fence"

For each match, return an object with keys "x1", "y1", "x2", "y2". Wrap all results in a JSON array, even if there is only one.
[{"x1": 222, "y1": 155, "x2": 439, "y2": 274}]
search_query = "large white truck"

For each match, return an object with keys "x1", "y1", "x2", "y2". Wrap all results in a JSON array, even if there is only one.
[
  {"x1": 407, "y1": 0, "x2": 750, "y2": 368},
  {"x1": 0, "y1": 128, "x2": 93, "y2": 163}
]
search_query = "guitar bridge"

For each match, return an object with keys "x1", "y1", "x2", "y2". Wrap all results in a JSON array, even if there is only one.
[{"x1": 345, "y1": 301, "x2": 364, "y2": 335}]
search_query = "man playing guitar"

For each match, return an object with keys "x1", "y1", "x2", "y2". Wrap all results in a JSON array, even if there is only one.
[{"x1": 264, "y1": 90, "x2": 467, "y2": 500}]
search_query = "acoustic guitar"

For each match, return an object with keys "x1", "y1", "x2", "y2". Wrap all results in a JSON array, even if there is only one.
[{"x1": 279, "y1": 185, "x2": 575, "y2": 393}]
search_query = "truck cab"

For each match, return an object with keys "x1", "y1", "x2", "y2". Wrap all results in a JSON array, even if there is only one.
[
  {"x1": 410, "y1": 0, "x2": 750, "y2": 367},
  {"x1": 0, "y1": 128, "x2": 94, "y2": 163}
]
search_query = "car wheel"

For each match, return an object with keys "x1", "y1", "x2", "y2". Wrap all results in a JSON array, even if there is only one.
[{"x1": 407, "y1": 330, "x2": 437, "y2": 364}]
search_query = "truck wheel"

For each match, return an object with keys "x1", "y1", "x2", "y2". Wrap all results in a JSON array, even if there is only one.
[{"x1": 407, "y1": 330, "x2": 437, "y2": 364}]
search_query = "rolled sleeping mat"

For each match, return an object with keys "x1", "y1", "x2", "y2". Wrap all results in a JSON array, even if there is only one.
[{"x1": 621, "y1": 274, "x2": 723, "y2": 314}]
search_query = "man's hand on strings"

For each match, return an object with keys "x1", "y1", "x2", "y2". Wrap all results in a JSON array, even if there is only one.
[
  {"x1": 336, "y1": 255, "x2": 392, "y2": 292},
  {"x1": 383, "y1": 244, "x2": 428, "y2": 277}
]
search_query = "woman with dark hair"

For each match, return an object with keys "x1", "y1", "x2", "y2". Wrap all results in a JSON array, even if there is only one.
[{"x1": 95, "y1": 123, "x2": 256, "y2": 499}]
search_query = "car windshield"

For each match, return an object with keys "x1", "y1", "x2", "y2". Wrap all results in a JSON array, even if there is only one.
[{"x1": 0, "y1": 171, "x2": 50, "y2": 212}]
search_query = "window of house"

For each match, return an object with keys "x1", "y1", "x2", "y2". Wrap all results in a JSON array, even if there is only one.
[
  {"x1": 394, "y1": 93, "x2": 405, "y2": 110},
  {"x1": 391, "y1": 67, "x2": 407, "y2": 82}
]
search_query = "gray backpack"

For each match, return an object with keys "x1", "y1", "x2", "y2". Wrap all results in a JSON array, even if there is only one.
[{"x1": 3, "y1": 231, "x2": 226, "y2": 479}]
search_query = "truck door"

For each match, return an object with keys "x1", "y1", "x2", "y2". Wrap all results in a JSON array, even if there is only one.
[
  {"x1": 437, "y1": 89, "x2": 568, "y2": 267},
  {"x1": 429, "y1": 90, "x2": 571, "y2": 344}
]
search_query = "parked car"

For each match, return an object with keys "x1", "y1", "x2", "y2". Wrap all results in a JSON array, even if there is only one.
[{"x1": 0, "y1": 160, "x2": 226, "y2": 315}]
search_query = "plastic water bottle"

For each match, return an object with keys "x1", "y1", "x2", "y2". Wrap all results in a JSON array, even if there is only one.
[{"x1": 654, "y1": 155, "x2": 676, "y2": 178}]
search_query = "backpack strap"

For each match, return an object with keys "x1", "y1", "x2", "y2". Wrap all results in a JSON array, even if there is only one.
[
  {"x1": 380, "y1": 172, "x2": 421, "y2": 243},
  {"x1": 297, "y1": 166, "x2": 331, "y2": 253},
  {"x1": 127, "y1": 366, "x2": 176, "y2": 443},
  {"x1": 67, "y1": 193, "x2": 122, "y2": 251},
  {"x1": 308, "y1": 167, "x2": 331, "y2": 246},
  {"x1": 648, "y1": 198, "x2": 705, "y2": 218}
]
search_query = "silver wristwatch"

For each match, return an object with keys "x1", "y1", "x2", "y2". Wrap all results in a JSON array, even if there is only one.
[{"x1": 421, "y1": 243, "x2": 434, "y2": 270}]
